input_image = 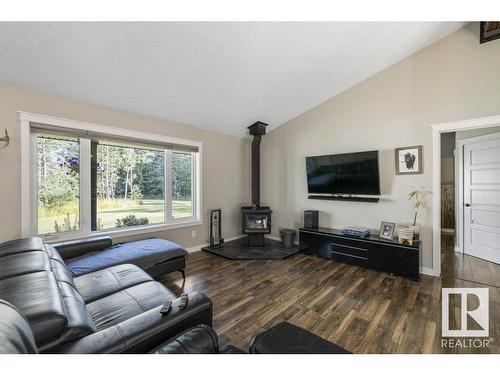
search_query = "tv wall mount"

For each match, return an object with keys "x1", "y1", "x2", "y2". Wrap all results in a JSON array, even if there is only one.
[{"x1": 308, "y1": 194, "x2": 379, "y2": 203}]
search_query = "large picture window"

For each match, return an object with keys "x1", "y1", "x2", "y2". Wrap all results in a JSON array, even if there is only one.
[
  {"x1": 25, "y1": 116, "x2": 201, "y2": 240},
  {"x1": 95, "y1": 141, "x2": 166, "y2": 231}
]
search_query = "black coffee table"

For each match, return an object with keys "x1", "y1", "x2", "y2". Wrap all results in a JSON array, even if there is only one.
[{"x1": 249, "y1": 322, "x2": 351, "y2": 354}]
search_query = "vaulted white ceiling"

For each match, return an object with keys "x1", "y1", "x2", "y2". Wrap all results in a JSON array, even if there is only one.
[{"x1": 0, "y1": 22, "x2": 466, "y2": 137}]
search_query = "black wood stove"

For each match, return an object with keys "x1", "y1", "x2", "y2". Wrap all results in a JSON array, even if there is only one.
[{"x1": 241, "y1": 122, "x2": 272, "y2": 247}]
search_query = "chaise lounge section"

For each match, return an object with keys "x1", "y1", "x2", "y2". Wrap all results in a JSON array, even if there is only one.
[{"x1": 52, "y1": 236, "x2": 188, "y2": 279}]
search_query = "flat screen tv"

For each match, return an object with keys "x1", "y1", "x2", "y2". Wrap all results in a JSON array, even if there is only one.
[{"x1": 306, "y1": 150, "x2": 380, "y2": 196}]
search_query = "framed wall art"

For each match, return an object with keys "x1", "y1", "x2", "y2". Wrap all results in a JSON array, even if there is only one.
[{"x1": 395, "y1": 145, "x2": 423, "y2": 175}]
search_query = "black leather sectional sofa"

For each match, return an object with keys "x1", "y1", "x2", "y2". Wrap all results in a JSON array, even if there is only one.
[
  {"x1": 0, "y1": 237, "x2": 214, "y2": 353},
  {"x1": 0, "y1": 236, "x2": 351, "y2": 354}
]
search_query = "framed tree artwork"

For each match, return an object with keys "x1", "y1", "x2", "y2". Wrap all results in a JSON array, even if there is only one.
[
  {"x1": 480, "y1": 21, "x2": 500, "y2": 44},
  {"x1": 395, "y1": 145, "x2": 423, "y2": 175}
]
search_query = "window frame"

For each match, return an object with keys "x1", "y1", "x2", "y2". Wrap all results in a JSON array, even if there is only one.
[{"x1": 20, "y1": 112, "x2": 202, "y2": 242}]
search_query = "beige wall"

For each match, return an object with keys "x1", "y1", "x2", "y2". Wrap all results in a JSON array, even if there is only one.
[
  {"x1": 0, "y1": 84, "x2": 250, "y2": 247},
  {"x1": 261, "y1": 23, "x2": 500, "y2": 270}
]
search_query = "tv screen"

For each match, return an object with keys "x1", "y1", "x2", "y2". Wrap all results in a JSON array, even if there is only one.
[{"x1": 306, "y1": 150, "x2": 380, "y2": 195}]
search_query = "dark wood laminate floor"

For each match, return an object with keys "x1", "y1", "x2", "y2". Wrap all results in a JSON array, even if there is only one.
[
  {"x1": 441, "y1": 233, "x2": 500, "y2": 288},
  {"x1": 159, "y1": 236, "x2": 500, "y2": 353}
]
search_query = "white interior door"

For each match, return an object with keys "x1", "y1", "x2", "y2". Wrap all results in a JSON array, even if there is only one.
[{"x1": 464, "y1": 136, "x2": 500, "y2": 264}]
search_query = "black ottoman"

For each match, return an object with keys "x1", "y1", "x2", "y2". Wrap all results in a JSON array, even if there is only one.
[{"x1": 249, "y1": 322, "x2": 351, "y2": 354}]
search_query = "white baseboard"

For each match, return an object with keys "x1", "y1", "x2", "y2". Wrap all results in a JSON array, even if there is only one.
[
  {"x1": 454, "y1": 246, "x2": 462, "y2": 253},
  {"x1": 185, "y1": 235, "x2": 245, "y2": 253},
  {"x1": 420, "y1": 266, "x2": 439, "y2": 277}
]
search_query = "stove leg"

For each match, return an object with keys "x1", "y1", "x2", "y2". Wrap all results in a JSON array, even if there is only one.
[{"x1": 247, "y1": 234, "x2": 265, "y2": 247}]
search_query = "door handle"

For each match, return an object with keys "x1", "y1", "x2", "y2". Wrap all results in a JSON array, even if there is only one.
[{"x1": 465, "y1": 203, "x2": 471, "y2": 207}]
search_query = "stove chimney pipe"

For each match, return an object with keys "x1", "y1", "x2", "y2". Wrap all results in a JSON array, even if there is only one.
[{"x1": 247, "y1": 122, "x2": 268, "y2": 207}]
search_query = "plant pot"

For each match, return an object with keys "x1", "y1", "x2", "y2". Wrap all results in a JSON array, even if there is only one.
[
  {"x1": 398, "y1": 226, "x2": 415, "y2": 245},
  {"x1": 408, "y1": 225, "x2": 420, "y2": 239}
]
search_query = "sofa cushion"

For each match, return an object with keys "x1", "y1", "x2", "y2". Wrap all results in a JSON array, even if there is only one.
[
  {"x1": 0, "y1": 237, "x2": 46, "y2": 258},
  {"x1": 56, "y1": 282, "x2": 97, "y2": 343},
  {"x1": 0, "y1": 300, "x2": 38, "y2": 354},
  {"x1": 45, "y1": 244, "x2": 66, "y2": 265},
  {"x1": 86, "y1": 281, "x2": 174, "y2": 330},
  {"x1": 44, "y1": 245, "x2": 78, "y2": 288},
  {"x1": 51, "y1": 260, "x2": 77, "y2": 288},
  {"x1": 0, "y1": 271, "x2": 66, "y2": 348},
  {"x1": 66, "y1": 237, "x2": 187, "y2": 277},
  {"x1": 0, "y1": 251, "x2": 51, "y2": 280},
  {"x1": 74, "y1": 264, "x2": 154, "y2": 303}
]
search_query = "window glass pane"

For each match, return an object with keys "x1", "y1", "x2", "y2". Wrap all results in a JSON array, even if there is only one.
[
  {"x1": 96, "y1": 142, "x2": 165, "y2": 230},
  {"x1": 37, "y1": 135, "x2": 80, "y2": 235},
  {"x1": 172, "y1": 151, "x2": 193, "y2": 219}
]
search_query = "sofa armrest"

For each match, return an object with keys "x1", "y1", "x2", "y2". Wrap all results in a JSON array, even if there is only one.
[
  {"x1": 51, "y1": 236, "x2": 112, "y2": 260},
  {"x1": 49, "y1": 292, "x2": 213, "y2": 354}
]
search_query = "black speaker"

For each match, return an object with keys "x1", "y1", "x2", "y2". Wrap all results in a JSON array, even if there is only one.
[{"x1": 304, "y1": 210, "x2": 319, "y2": 229}]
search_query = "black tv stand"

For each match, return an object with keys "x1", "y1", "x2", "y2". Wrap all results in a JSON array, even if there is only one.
[
  {"x1": 299, "y1": 227, "x2": 420, "y2": 280},
  {"x1": 308, "y1": 195, "x2": 379, "y2": 203}
]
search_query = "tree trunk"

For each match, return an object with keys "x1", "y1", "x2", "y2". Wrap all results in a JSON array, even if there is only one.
[
  {"x1": 124, "y1": 148, "x2": 132, "y2": 199},
  {"x1": 41, "y1": 144, "x2": 47, "y2": 181},
  {"x1": 104, "y1": 146, "x2": 107, "y2": 199}
]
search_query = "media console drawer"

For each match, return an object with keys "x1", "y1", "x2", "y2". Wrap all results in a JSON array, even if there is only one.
[
  {"x1": 299, "y1": 227, "x2": 420, "y2": 280},
  {"x1": 331, "y1": 250, "x2": 368, "y2": 267},
  {"x1": 331, "y1": 236, "x2": 369, "y2": 250},
  {"x1": 330, "y1": 243, "x2": 368, "y2": 259}
]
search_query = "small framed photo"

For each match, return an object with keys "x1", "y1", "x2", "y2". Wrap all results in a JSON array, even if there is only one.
[
  {"x1": 379, "y1": 221, "x2": 396, "y2": 240},
  {"x1": 395, "y1": 145, "x2": 423, "y2": 175}
]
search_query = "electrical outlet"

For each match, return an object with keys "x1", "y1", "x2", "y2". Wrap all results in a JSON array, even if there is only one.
[{"x1": 191, "y1": 230, "x2": 196, "y2": 238}]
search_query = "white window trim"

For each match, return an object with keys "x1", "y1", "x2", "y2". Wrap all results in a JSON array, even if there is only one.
[{"x1": 20, "y1": 111, "x2": 203, "y2": 241}]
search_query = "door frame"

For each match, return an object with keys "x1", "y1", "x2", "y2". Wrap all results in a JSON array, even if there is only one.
[
  {"x1": 431, "y1": 114, "x2": 500, "y2": 276},
  {"x1": 456, "y1": 132, "x2": 500, "y2": 255}
]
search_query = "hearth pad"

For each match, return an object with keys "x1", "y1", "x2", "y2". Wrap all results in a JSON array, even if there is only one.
[{"x1": 202, "y1": 238, "x2": 299, "y2": 260}]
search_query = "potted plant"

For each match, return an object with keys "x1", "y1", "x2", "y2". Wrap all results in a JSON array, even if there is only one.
[{"x1": 407, "y1": 186, "x2": 428, "y2": 236}]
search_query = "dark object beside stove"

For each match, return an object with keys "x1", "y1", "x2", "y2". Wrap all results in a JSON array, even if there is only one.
[
  {"x1": 280, "y1": 229, "x2": 296, "y2": 248},
  {"x1": 208, "y1": 209, "x2": 224, "y2": 248}
]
